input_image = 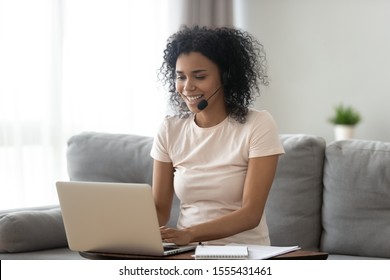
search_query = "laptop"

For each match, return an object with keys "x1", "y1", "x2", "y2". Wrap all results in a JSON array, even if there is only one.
[{"x1": 56, "y1": 181, "x2": 196, "y2": 256}]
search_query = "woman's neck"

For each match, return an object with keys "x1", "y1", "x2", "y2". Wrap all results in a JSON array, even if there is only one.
[{"x1": 194, "y1": 106, "x2": 228, "y2": 128}]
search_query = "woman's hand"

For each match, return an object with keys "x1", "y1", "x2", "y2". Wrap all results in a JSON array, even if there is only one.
[{"x1": 160, "y1": 226, "x2": 193, "y2": 245}]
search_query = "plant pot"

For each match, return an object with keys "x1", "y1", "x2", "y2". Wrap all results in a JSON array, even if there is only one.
[{"x1": 334, "y1": 125, "x2": 355, "y2": 141}]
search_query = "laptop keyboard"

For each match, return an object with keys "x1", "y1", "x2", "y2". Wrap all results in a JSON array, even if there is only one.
[{"x1": 163, "y1": 245, "x2": 180, "y2": 251}]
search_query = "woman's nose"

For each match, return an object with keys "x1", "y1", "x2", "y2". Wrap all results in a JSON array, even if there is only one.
[{"x1": 183, "y1": 79, "x2": 195, "y2": 91}]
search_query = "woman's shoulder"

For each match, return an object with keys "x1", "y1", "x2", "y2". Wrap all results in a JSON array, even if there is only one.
[
  {"x1": 162, "y1": 114, "x2": 191, "y2": 123},
  {"x1": 247, "y1": 108, "x2": 275, "y2": 122},
  {"x1": 159, "y1": 114, "x2": 193, "y2": 130}
]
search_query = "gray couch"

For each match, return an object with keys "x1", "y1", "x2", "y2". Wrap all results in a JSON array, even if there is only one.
[{"x1": 1, "y1": 132, "x2": 389, "y2": 260}]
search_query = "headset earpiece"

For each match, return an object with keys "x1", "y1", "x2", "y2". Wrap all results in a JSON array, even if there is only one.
[{"x1": 222, "y1": 68, "x2": 231, "y2": 86}]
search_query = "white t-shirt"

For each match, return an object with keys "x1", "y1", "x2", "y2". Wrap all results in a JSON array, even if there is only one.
[{"x1": 150, "y1": 109, "x2": 284, "y2": 245}]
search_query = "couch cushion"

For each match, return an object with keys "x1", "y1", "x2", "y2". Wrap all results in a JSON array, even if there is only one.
[
  {"x1": 66, "y1": 132, "x2": 180, "y2": 228},
  {"x1": 322, "y1": 139, "x2": 390, "y2": 258},
  {"x1": 0, "y1": 206, "x2": 67, "y2": 253},
  {"x1": 266, "y1": 134, "x2": 326, "y2": 250},
  {"x1": 67, "y1": 132, "x2": 154, "y2": 185}
]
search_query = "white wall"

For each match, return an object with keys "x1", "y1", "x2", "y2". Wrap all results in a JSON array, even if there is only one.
[{"x1": 234, "y1": 0, "x2": 390, "y2": 142}]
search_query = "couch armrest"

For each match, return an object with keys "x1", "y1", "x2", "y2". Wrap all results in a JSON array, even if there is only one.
[{"x1": 0, "y1": 205, "x2": 67, "y2": 253}]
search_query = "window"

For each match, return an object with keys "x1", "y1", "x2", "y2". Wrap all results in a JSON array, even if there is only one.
[{"x1": 0, "y1": 0, "x2": 174, "y2": 210}]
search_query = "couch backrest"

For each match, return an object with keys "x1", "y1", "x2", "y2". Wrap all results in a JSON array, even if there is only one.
[
  {"x1": 265, "y1": 134, "x2": 326, "y2": 251},
  {"x1": 321, "y1": 139, "x2": 390, "y2": 258}
]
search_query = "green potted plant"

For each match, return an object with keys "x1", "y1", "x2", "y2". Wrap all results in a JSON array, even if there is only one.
[{"x1": 328, "y1": 104, "x2": 361, "y2": 140}]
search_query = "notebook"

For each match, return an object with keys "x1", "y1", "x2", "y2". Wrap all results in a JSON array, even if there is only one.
[
  {"x1": 195, "y1": 245, "x2": 249, "y2": 259},
  {"x1": 56, "y1": 181, "x2": 196, "y2": 256}
]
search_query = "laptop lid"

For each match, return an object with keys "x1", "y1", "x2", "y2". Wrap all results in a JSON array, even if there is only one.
[{"x1": 56, "y1": 181, "x2": 195, "y2": 256}]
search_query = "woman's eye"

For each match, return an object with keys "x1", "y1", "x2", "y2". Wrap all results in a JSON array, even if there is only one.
[
  {"x1": 195, "y1": 76, "x2": 205, "y2": 80},
  {"x1": 176, "y1": 76, "x2": 185, "y2": 81}
]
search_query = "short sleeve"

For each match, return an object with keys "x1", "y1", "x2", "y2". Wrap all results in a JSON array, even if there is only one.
[
  {"x1": 249, "y1": 111, "x2": 284, "y2": 158},
  {"x1": 150, "y1": 118, "x2": 172, "y2": 162}
]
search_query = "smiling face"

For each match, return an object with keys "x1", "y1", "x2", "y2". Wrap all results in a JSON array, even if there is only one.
[{"x1": 175, "y1": 52, "x2": 224, "y2": 113}]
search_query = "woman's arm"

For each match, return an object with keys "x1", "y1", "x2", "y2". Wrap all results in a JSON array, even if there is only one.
[
  {"x1": 152, "y1": 159, "x2": 175, "y2": 226},
  {"x1": 160, "y1": 154, "x2": 279, "y2": 245}
]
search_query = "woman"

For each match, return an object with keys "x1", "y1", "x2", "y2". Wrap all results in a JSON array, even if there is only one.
[{"x1": 151, "y1": 25, "x2": 284, "y2": 246}]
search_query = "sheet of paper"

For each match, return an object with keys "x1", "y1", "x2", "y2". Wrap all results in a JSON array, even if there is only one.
[{"x1": 228, "y1": 243, "x2": 300, "y2": 260}]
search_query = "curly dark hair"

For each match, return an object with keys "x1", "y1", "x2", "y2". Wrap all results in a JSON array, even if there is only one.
[{"x1": 158, "y1": 25, "x2": 268, "y2": 123}]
